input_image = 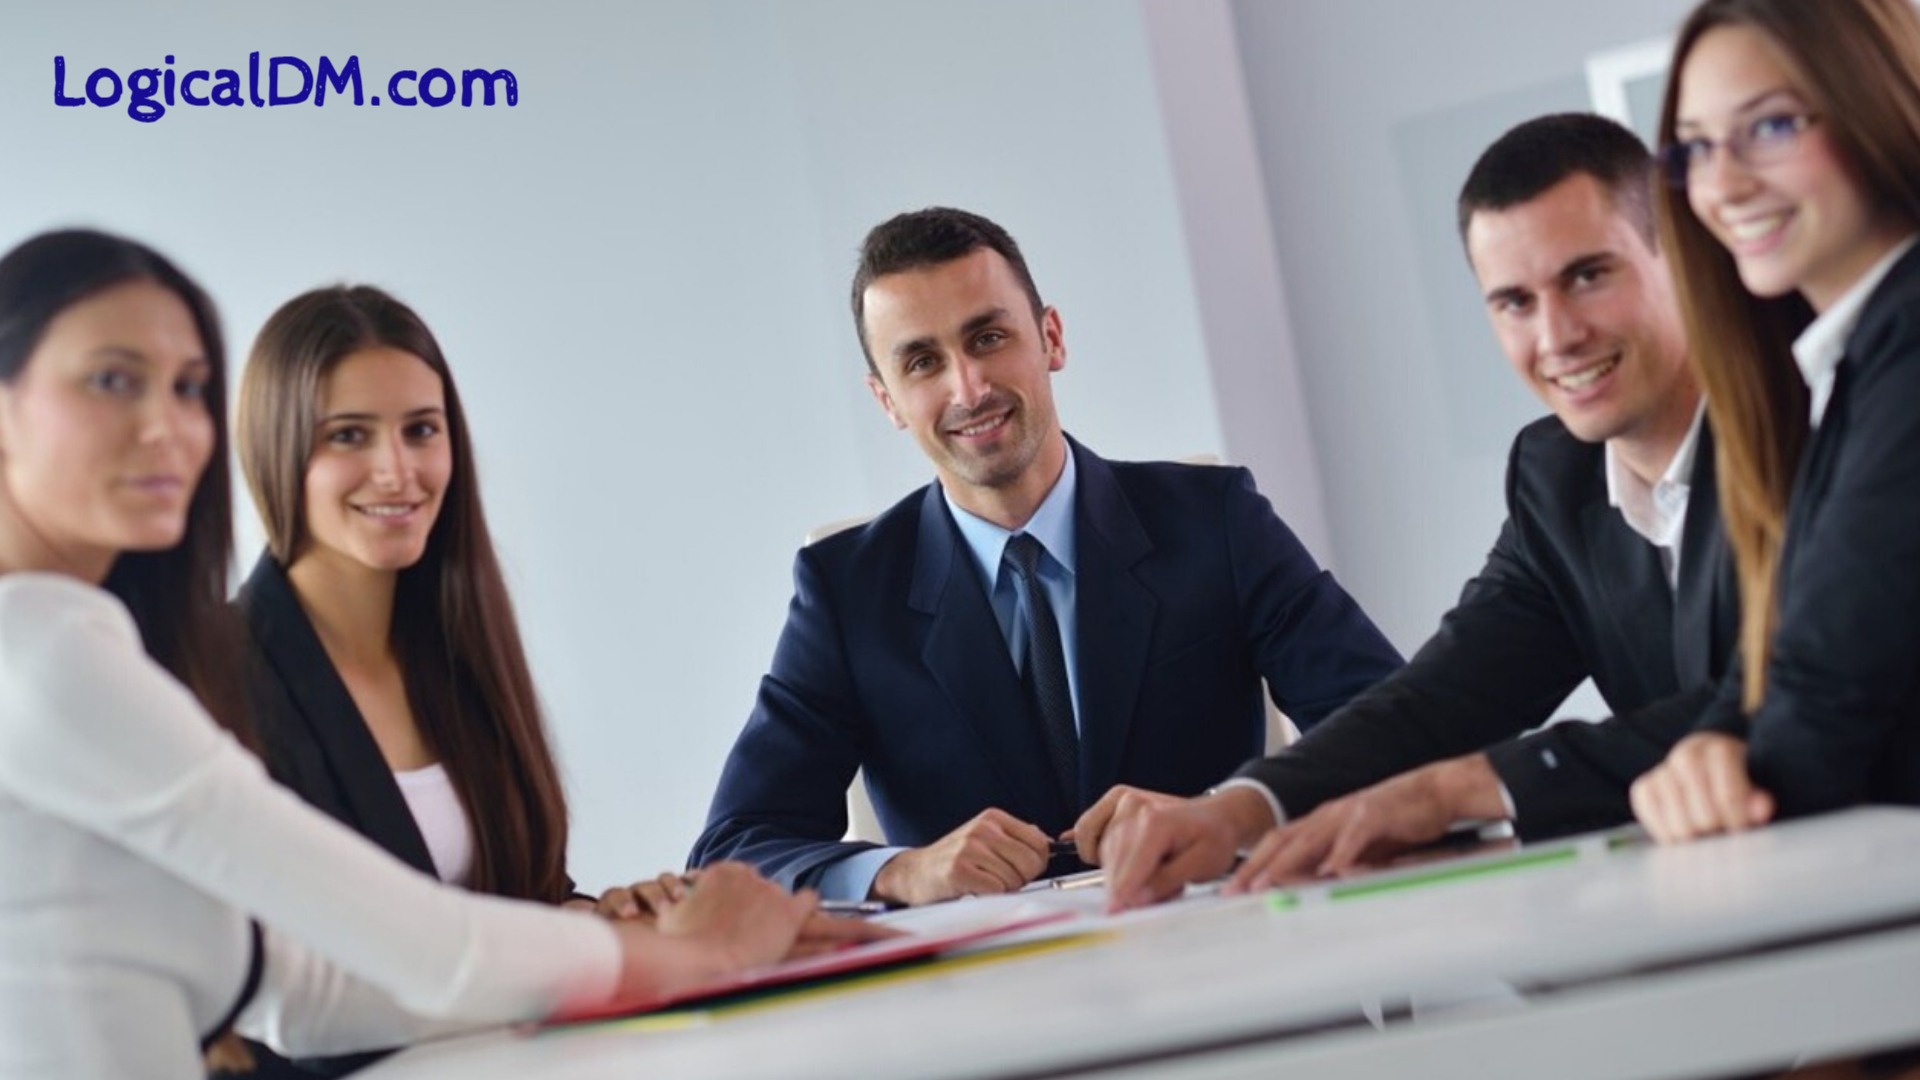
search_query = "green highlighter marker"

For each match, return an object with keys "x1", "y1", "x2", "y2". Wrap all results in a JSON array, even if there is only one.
[{"x1": 1265, "y1": 842, "x2": 1584, "y2": 912}]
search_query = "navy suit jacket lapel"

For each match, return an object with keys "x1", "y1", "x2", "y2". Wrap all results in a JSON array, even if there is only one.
[
  {"x1": 907, "y1": 487, "x2": 1071, "y2": 827},
  {"x1": 1069, "y1": 441, "x2": 1157, "y2": 806},
  {"x1": 1673, "y1": 426, "x2": 1727, "y2": 685},
  {"x1": 242, "y1": 555, "x2": 437, "y2": 876}
]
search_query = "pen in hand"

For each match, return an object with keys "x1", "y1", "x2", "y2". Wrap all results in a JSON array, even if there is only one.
[{"x1": 1046, "y1": 837, "x2": 1092, "y2": 879}]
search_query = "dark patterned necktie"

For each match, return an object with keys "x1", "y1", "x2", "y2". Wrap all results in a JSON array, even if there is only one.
[{"x1": 1003, "y1": 533, "x2": 1079, "y2": 810}]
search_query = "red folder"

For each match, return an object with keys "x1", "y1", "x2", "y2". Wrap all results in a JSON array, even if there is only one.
[{"x1": 550, "y1": 909, "x2": 1075, "y2": 1024}]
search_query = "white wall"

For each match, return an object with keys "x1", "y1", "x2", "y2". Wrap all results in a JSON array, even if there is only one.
[
  {"x1": 1139, "y1": 0, "x2": 1335, "y2": 566},
  {"x1": 0, "y1": 0, "x2": 1224, "y2": 887}
]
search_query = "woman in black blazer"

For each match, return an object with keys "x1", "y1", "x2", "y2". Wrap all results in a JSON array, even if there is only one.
[
  {"x1": 233, "y1": 286, "x2": 684, "y2": 1075},
  {"x1": 237, "y1": 285, "x2": 583, "y2": 905},
  {"x1": 1632, "y1": 0, "x2": 1920, "y2": 840}
]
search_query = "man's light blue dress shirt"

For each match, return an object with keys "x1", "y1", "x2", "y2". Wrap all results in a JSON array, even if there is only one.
[{"x1": 818, "y1": 445, "x2": 1080, "y2": 898}]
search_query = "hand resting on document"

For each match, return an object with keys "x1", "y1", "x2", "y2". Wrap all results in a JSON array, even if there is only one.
[
  {"x1": 605, "y1": 862, "x2": 896, "y2": 1007},
  {"x1": 1223, "y1": 753, "x2": 1506, "y2": 894},
  {"x1": 871, "y1": 808, "x2": 1053, "y2": 906}
]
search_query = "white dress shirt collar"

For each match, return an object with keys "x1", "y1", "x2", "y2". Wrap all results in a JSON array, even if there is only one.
[
  {"x1": 1604, "y1": 402, "x2": 1705, "y2": 591},
  {"x1": 1793, "y1": 234, "x2": 1918, "y2": 428}
]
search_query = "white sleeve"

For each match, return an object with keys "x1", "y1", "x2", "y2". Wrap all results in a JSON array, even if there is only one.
[
  {"x1": 238, "y1": 926, "x2": 477, "y2": 1057},
  {"x1": 0, "y1": 579, "x2": 620, "y2": 1032}
]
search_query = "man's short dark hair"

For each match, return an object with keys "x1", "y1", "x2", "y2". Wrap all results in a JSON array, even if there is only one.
[
  {"x1": 1457, "y1": 113, "x2": 1658, "y2": 250},
  {"x1": 851, "y1": 207, "x2": 1044, "y2": 374}
]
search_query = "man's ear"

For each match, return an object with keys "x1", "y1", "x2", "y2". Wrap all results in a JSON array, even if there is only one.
[
  {"x1": 1041, "y1": 306, "x2": 1067, "y2": 374},
  {"x1": 866, "y1": 372, "x2": 907, "y2": 430}
]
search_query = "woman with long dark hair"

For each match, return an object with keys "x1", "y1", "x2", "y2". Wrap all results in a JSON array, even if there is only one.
[
  {"x1": 1631, "y1": 0, "x2": 1920, "y2": 840},
  {"x1": 234, "y1": 286, "x2": 580, "y2": 909},
  {"x1": 0, "y1": 230, "x2": 869, "y2": 1078}
]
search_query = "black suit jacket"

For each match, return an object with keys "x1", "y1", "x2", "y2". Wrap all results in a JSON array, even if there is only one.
[
  {"x1": 236, "y1": 555, "x2": 585, "y2": 1074},
  {"x1": 234, "y1": 554, "x2": 440, "y2": 879},
  {"x1": 690, "y1": 438, "x2": 1403, "y2": 888},
  {"x1": 1239, "y1": 415, "x2": 1736, "y2": 840},
  {"x1": 1698, "y1": 244, "x2": 1920, "y2": 813},
  {"x1": 234, "y1": 554, "x2": 432, "y2": 1076}
]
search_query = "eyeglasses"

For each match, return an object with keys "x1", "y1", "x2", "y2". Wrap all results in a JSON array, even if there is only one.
[{"x1": 1658, "y1": 111, "x2": 1822, "y2": 189}]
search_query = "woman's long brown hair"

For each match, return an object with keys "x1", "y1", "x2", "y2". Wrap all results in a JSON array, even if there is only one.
[
  {"x1": 0, "y1": 230, "x2": 250, "y2": 745},
  {"x1": 237, "y1": 286, "x2": 571, "y2": 902},
  {"x1": 1655, "y1": 0, "x2": 1920, "y2": 709}
]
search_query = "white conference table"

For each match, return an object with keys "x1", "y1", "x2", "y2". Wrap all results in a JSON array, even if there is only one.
[{"x1": 363, "y1": 807, "x2": 1920, "y2": 1079}]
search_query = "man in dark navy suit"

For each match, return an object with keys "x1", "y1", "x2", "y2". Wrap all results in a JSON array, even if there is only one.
[
  {"x1": 1091, "y1": 114, "x2": 1738, "y2": 911},
  {"x1": 690, "y1": 207, "x2": 1402, "y2": 905}
]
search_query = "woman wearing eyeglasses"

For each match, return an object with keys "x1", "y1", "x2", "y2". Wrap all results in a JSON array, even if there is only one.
[{"x1": 1630, "y1": 0, "x2": 1920, "y2": 844}]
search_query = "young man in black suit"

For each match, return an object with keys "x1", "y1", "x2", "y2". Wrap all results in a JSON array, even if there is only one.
[
  {"x1": 690, "y1": 208, "x2": 1402, "y2": 906},
  {"x1": 1090, "y1": 113, "x2": 1737, "y2": 910}
]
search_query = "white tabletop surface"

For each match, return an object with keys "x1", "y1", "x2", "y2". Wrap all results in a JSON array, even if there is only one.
[{"x1": 362, "y1": 807, "x2": 1920, "y2": 1079}]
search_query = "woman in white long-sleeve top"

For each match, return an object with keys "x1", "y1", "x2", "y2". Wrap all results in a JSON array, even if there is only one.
[{"x1": 0, "y1": 229, "x2": 877, "y2": 1078}]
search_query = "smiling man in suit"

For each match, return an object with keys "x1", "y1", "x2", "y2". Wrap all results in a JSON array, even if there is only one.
[
  {"x1": 1090, "y1": 113, "x2": 1739, "y2": 910},
  {"x1": 689, "y1": 207, "x2": 1402, "y2": 905}
]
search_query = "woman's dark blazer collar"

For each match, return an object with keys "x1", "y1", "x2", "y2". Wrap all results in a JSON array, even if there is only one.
[{"x1": 234, "y1": 552, "x2": 436, "y2": 876}]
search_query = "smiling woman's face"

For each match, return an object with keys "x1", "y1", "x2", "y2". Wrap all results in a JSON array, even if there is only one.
[
  {"x1": 297, "y1": 346, "x2": 452, "y2": 576},
  {"x1": 1678, "y1": 23, "x2": 1908, "y2": 311},
  {"x1": 0, "y1": 279, "x2": 213, "y2": 579}
]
